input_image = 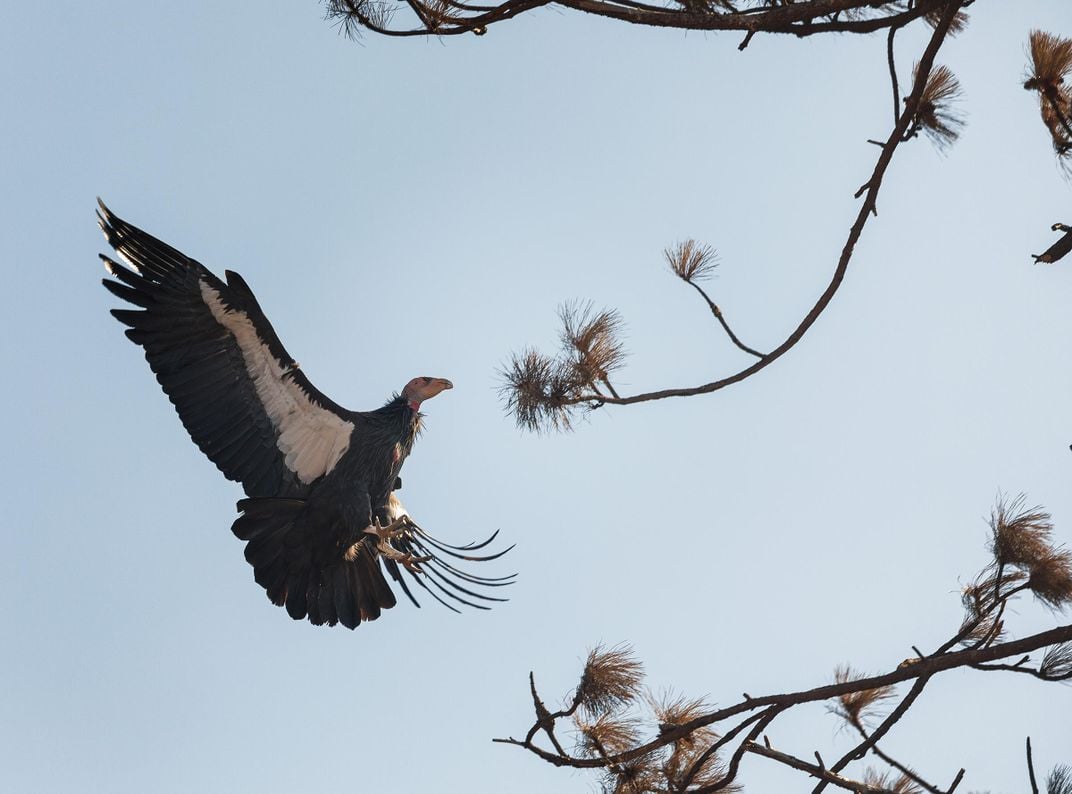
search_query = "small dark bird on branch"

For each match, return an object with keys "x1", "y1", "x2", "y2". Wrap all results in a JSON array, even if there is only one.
[
  {"x1": 97, "y1": 200, "x2": 512, "y2": 629},
  {"x1": 1033, "y1": 222, "x2": 1072, "y2": 263}
]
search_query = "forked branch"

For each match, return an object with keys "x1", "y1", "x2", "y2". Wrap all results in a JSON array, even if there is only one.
[{"x1": 496, "y1": 495, "x2": 1072, "y2": 791}]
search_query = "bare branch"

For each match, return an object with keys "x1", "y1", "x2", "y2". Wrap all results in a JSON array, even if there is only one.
[
  {"x1": 745, "y1": 741, "x2": 884, "y2": 793},
  {"x1": 501, "y1": 2, "x2": 967, "y2": 429},
  {"x1": 324, "y1": 0, "x2": 950, "y2": 40}
]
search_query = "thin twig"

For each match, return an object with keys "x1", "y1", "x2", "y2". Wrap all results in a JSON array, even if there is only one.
[
  {"x1": 1027, "y1": 736, "x2": 1040, "y2": 794},
  {"x1": 686, "y1": 280, "x2": 766, "y2": 358},
  {"x1": 676, "y1": 708, "x2": 771, "y2": 791},
  {"x1": 933, "y1": 581, "x2": 1032, "y2": 656},
  {"x1": 848, "y1": 718, "x2": 944, "y2": 794},
  {"x1": 887, "y1": 23, "x2": 901, "y2": 124},
  {"x1": 946, "y1": 768, "x2": 966, "y2": 793},
  {"x1": 814, "y1": 676, "x2": 932, "y2": 793},
  {"x1": 745, "y1": 741, "x2": 874, "y2": 792},
  {"x1": 694, "y1": 706, "x2": 784, "y2": 794}
]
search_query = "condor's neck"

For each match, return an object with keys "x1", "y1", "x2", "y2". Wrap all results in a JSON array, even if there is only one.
[{"x1": 371, "y1": 395, "x2": 423, "y2": 445}]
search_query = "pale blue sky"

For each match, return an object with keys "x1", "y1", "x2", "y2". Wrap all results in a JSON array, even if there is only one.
[{"x1": 3, "y1": 2, "x2": 1071, "y2": 792}]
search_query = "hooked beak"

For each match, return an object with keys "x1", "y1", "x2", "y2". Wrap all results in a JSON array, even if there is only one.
[{"x1": 415, "y1": 377, "x2": 453, "y2": 403}]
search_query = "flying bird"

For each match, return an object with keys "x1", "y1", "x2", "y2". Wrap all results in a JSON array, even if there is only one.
[
  {"x1": 1033, "y1": 222, "x2": 1072, "y2": 264},
  {"x1": 97, "y1": 200, "x2": 512, "y2": 629}
]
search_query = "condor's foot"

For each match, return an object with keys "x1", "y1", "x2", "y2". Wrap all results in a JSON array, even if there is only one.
[
  {"x1": 364, "y1": 516, "x2": 432, "y2": 573},
  {"x1": 364, "y1": 514, "x2": 408, "y2": 543}
]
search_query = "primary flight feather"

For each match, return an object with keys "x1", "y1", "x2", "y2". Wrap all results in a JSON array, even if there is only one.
[{"x1": 97, "y1": 200, "x2": 512, "y2": 629}]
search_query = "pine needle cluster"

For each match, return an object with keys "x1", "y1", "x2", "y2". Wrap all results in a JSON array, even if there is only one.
[
  {"x1": 324, "y1": 0, "x2": 395, "y2": 35},
  {"x1": 1049, "y1": 765, "x2": 1072, "y2": 794},
  {"x1": 830, "y1": 665, "x2": 896, "y2": 728},
  {"x1": 862, "y1": 767, "x2": 923, "y2": 794},
  {"x1": 910, "y1": 62, "x2": 965, "y2": 149},
  {"x1": 922, "y1": 6, "x2": 969, "y2": 35},
  {"x1": 1024, "y1": 30, "x2": 1072, "y2": 168},
  {"x1": 665, "y1": 240, "x2": 718, "y2": 283},
  {"x1": 1039, "y1": 642, "x2": 1072, "y2": 682},
  {"x1": 500, "y1": 303, "x2": 625, "y2": 432},
  {"x1": 565, "y1": 646, "x2": 738, "y2": 793},
  {"x1": 575, "y1": 644, "x2": 645, "y2": 717},
  {"x1": 988, "y1": 497, "x2": 1072, "y2": 610}
]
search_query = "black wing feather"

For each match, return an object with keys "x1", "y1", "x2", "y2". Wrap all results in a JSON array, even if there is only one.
[{"x1": 98, "y1": 200, "x2": 352, "y2": 498}]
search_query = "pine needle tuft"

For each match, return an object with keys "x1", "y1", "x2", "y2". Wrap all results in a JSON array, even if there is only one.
[
  {"x1": 990, "y1": 497, "x2": 1054, "y2": 570},
  {"x1": 499, "y1": 349, "x2": 580, "y2": 432},
  {"x1": 575, "y1": 712, "x2": 643, "y2": 757},
  {"x1": 987, "y1": 496, "x2": 1072, "y2": 610},
  {"x1": 1049, "y1": 765, "x2": 1072, "y2": 794},
  {"x1": 830, "y1": 665, "x2": 895, "y2": 726},
  {"x1": 500, "y1": 304, "x2": 627, "y2": 432},
  {"x1": 1024, "y1": 30, "x2": 1072, "y2": 168},
  {"x1": 1028, "y1": 548, "x2": 1072, "y2": 610},
  {"x1": 863, "y1": 767, "x2": 924, "y2": 794},
  {"x1": 575, "y1": 644, "x2": 645, "y2": 717},
  {"x1": 560, "y1": 302, "x2": 627, "y2": 386},
  {"x1": 1039, "y1": 642, "x2": 1072, "y2": 681},
  {"x1": 923, "y1": 7, "x2": 968, "y2": 35},
  {"x1": 666, "y1": 239, "x2": 718, "y2": 282},
  {"x1": 911, "y1": 63, "x2": 965, "y2": 149}
]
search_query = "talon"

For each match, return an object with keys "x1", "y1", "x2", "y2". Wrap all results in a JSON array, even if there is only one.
[
  {"x1": 363, "y1": 516, "x2": 429, "y2": 572},
  {"x1": 375, "y1": 538, "x2": 431, "y2": 573},
  {"x1": 399, "y1": 552, "x2": 433, "y2": 574},
  {"x1": 364, "y1": 515, "x2": 408, "y2": 543}
]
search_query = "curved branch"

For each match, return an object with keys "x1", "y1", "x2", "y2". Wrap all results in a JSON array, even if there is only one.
[{"x1": 542, "y1": 1, "x2": 964, "y2": 412}]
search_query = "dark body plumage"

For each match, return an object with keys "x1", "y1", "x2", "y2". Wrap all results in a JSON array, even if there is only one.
[{"x1": 97, "y1": 200, "x2": 510, "y2": 629}]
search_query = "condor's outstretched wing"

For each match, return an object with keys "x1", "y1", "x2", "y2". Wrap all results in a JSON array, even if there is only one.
[{"x1": 98, "y1": 200, "x2": 355, "y2": 498}]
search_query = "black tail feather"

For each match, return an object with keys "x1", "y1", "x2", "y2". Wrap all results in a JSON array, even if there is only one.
[
  {"x1": 232, "y1": 498, "x2": 396, "y2": 630},
  {"x1": 384, "y1": 558, "x2": 422, "y2": 608}
]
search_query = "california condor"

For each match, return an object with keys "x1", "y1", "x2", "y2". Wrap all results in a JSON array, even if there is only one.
[{"x1": 97, "y1": 200, "x2": 512, "y2": 629}]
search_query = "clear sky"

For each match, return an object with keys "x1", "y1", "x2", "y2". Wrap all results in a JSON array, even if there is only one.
[{"x1": 3, "y1": 2, "x2": 1071, "y2": 792}]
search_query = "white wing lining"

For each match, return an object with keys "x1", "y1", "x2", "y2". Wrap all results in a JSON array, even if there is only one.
[{"x1": 199, "y1": 279, "x2": 353, "y2": 483}]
